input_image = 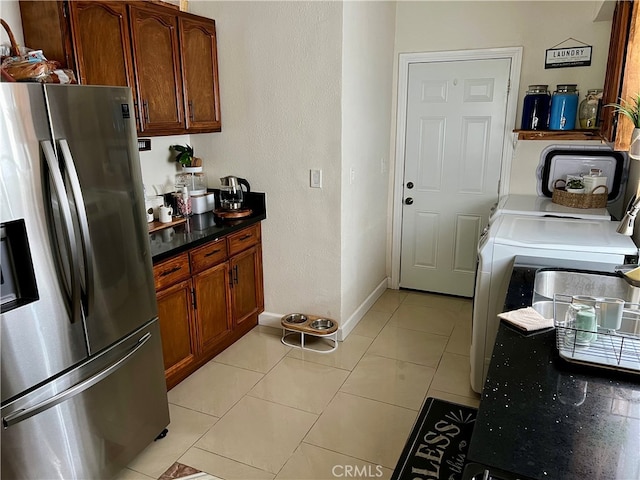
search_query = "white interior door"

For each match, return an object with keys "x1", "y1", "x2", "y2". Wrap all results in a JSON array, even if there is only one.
[{"x1": 399, "y1": 58, "x2": 511, "y2": 296}]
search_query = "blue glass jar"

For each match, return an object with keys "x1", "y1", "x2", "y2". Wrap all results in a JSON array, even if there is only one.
[
  {"x1": 521, "y1": 85, "x2": 550, "y2": 130},
  {"x1": 549, "y1": 84, "x2": 579, "y2": 130}
]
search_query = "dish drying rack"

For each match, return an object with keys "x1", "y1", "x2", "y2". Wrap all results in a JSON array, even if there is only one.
[{"x1": 553, "y1": 294, "x2": 640, "y2": 375}]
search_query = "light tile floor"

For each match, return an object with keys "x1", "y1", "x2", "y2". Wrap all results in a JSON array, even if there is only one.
[{"x1": 117, "y1": 289, "x2": 480, "y2": 480}]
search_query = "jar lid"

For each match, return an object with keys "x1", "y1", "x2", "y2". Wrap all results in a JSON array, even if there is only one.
[
  {"x1": 586, "y1": 88, "x2": 603, "y2": 95},
  {"x1": 527, "y1": 84, "x2": 548, "y2": 92},
  {"x1": 556, "y1": 84, "x2": 578, "y2": 92}
]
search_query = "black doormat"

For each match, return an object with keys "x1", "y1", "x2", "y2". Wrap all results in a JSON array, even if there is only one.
[{"x1": 391, "y1": 397, "x2": 477, "y2": 480}]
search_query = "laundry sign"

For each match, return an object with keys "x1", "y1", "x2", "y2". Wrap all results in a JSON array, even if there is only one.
[{"x1": 545, "y1": 41, "x2": 592, "y2": 69}]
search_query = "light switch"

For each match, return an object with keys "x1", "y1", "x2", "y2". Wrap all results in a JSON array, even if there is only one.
[{"x1": 310, "y1": 169, "x2": 322, "y2": 188}]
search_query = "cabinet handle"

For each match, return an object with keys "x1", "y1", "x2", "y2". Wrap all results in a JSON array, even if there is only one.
[
  {"x1": 133, "y1": 101, "x2": 140, "y2": 123},
  {"x1": 160, "y1": 266, "x2": 181, "y2": 277},
  {"x1": 143, "y1": 100, "x2": 150, "y2": 123},
  {"x1": 204, "y1": 249, "x2": 221, "y2": 257},
  {"x1": 188, "y1": 100, "x2": 194, "y2": 122},
  {"x1": 239, "y1": 234, "x2": 252, "y2": 241},
  {"x1": 233, "y1": 265, "x2": 239, "y2": 284}
]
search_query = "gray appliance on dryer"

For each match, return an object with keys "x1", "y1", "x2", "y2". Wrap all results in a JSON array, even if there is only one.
[{"x1": 1, "y1": 83, "x2": 169, "y2": 479}]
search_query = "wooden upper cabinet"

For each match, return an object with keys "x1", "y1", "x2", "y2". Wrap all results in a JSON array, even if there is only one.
[
  {"x1": 179, "y1": 16, "x2": 222, "y2": 132},
  {"x1": 19, "y1": 1, "x2": 73, "y2": 69},
  {"x1": 19, "y1": 0, "x2": 223, "y2": 136},
  {"x1": 67, "y1": 2, "x2": 134, "y2": 88},
  {"x1": 601, "y1": 0, "x2": 639, "y2": 150},
  {"x1": 129, "y1": 3, "x2": 184, "y2": 135}
]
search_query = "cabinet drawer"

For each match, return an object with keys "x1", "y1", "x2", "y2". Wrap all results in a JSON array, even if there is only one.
[
  {"x1": 227, "y1": 223, "x2": 261, "y2": 256},
  {"x1": 153, "y1": 253, "x2": 190, "y2": 291},
  {"x1": 190, "y1": 238, "x2": 227, "y2": 274}
]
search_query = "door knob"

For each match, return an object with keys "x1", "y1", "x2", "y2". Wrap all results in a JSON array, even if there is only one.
[
  {"x1": 405, "y1": 197, "x2": 413, "y2": 205},
  {"x1": 406, "y1": 182, "x2": 414, "y2": 189}
]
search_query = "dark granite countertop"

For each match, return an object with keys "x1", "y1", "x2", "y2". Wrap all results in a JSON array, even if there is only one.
[
  {"x1": 149, "y1": 191, "x2": 266, "y2": 263},
  {"x1": 467, "y1": 257, "x2": 640, "y2": 480}
]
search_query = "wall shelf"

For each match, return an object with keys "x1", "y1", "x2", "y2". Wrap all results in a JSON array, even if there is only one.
[{"x1": 514, "y1": 130, "x2": 603, "y2": 141}]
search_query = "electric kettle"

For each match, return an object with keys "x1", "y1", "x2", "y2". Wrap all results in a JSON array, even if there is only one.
[{"x1": 219, "y1": 176, "x2": 251, "y2": 210}]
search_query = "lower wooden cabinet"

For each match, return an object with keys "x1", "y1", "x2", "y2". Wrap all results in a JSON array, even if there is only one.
[
  {"x1": 192, "y1": 262, "x2": 232, "y2": 355},
  {"x1": 156, "y1": 278, "x2": 197, "y2": 376},
  {"x1": 230, "y1": 245, "x2": 264, "y2": 328},
  {"x1": 153, "y1": 223, "x2": 264, "y2": 389}
]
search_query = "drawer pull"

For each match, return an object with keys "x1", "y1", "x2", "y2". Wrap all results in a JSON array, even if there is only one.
[
  {"x1": 160, "y1": 266, "x2": 182, "y2": 277},
  {"x1": 239, "y1": 234, "x2": 252, "y2": 241},
  {"x1": 204, "y1": 249, "x2": 221, "y2": 257}
]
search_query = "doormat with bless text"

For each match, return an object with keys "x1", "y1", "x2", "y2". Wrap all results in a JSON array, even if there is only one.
[{"x1": 391, "y1": 397, "x2": 477, "y2": 480}]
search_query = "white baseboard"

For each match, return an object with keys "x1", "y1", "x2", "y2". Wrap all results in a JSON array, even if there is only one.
[
  {"x1": 258, "y1": 311, "x2": 285, "y2": 330},
  {"x1": 337, "y1": 278, "x2": 388, "y2": 340},
  {"x1": 259, "y1": 277, "x2": 389, "y2": 341}
]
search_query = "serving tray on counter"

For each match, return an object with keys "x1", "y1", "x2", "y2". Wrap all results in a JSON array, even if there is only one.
[{"x1": 148, "y1": 217, "x2": 186, "y2": 233}]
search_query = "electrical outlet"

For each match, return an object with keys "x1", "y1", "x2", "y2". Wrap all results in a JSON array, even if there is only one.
[
  {"x1": 310, "y1": 169, "x2": 322, "y2": 188},
  {"x1": 349, "y1": 167, "x2": 356, "y2": 185}
]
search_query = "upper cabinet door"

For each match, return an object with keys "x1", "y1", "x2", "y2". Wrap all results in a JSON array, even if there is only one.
[
  {"x1": 67, "y1": 2, "x2": 134, "y2": 88},
  {"x1": 129, "y1": 4, "x2": 184, "y2": 135},
  {"x1": 179, "y1": 16, "x2": 222, "y2": 132},
  {"x1": 601, "y1": 0, "x2": 639, "y2": 150}
]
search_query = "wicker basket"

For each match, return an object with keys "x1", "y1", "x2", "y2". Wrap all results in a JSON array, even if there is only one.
[
  {"x1": 551, "y1": 179, "x2": 609, "y2": 209},
  {"x1": 1, "y1": 18, "x2": 58, "y2": 81},
  {"x1": 1, "y1": 18, "x2": 20, "y2": 58}
]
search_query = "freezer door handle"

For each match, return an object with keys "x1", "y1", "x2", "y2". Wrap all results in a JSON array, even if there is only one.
[
  {"x1": 41, "y1": 140, "x2": 82, "y2": 325},
  {"x1": 2, "y1": 332, "x2": 152, "y2": 428},
  {"x1": 57, "y1": 139, "x2": 94, "y2": 318}
]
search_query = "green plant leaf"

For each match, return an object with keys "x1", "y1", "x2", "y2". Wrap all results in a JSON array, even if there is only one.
[
  {"x1": 169, "y1": 144, "x2": 194, "y2": 166},
  {"x1": 605, "y1": 93, "x2": 640, "y2": 128}
]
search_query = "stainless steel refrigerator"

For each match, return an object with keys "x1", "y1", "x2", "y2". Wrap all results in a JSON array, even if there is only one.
[{"x1": 0, "y1": 83, "x2": 169, "y2": 479}]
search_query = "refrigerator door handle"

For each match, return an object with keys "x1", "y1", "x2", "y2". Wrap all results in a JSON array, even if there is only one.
[
  {"x1": 41, "y1": 140, "x2": 82, "y2": 325},
  {"x1": 2, "y1": 332, "x2": 152, "y2": 428},
  {"x1": 57, "y1": 139, "x2": 94, "y2": 317}
]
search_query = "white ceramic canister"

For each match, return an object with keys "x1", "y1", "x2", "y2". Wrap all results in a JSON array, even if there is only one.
[
  {"x1": 191, "y1": 193, "x2": 216, "y2": 214},
  {"x1": 582, "y1": 169, "x2": 607, "y2": 193}
]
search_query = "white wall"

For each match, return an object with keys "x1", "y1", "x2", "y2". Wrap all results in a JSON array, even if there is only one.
[
  {"x1": 1, "y1": 1, "x2": 23, "y2": 50},
  {"x1": 340, "y1": 2, "x2": 395, "y2": 332},
  {"x1": 188, "y1": 1, "x2": 345, "y2": 319},
  {"x1": 139, "y1": 134, "x2": 192, "y2": 197},
  {"x1": 393, "y1": 1, "x2": 613, "y2": 196}
]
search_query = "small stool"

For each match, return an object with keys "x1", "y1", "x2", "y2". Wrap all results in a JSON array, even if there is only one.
[{"x1": 281, "y1": 313, "x2": 338, "y2": 353}]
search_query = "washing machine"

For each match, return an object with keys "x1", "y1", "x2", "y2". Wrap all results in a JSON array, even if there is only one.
[
  {"x1": 470, "y1": 214, "x2": 638, "y2": 393},
  {"x1": 470, "y1": 144, "x2": 632, "y2": 393}
]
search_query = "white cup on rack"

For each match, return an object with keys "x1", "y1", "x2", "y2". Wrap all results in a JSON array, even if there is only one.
[
  {"x1": 159, "y1": 206, "x2": 173, "y2": 223},
  {"x1": 599, "y1": 298, "x2": 625, "y2": 330}
]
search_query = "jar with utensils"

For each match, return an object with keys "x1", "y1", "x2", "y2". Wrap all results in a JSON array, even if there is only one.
[
  {"x1": 521, "y1": 84, "x2": 551, "y2": 130},
  {"x1": 578, "y1": 89, "x2": 603, "y2": 129},
  {"x1": 549, "y1": 84, "x2": 579, "y2": 130}
]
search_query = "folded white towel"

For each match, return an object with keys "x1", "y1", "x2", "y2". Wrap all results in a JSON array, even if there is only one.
[{"x1": 498, "y1": 307, "x2": 554, "y2": 332}]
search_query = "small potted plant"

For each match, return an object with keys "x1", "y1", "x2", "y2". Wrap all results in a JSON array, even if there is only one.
[
  {"x1": 606, "y1": 93, "x2": 640, "y2": 160},
  {"x1": 566, "y1": 178, "x2": 585, "y2": 194},
  {"x1": 170, "y1": 144, "x2": 203, "y2": 171}
]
